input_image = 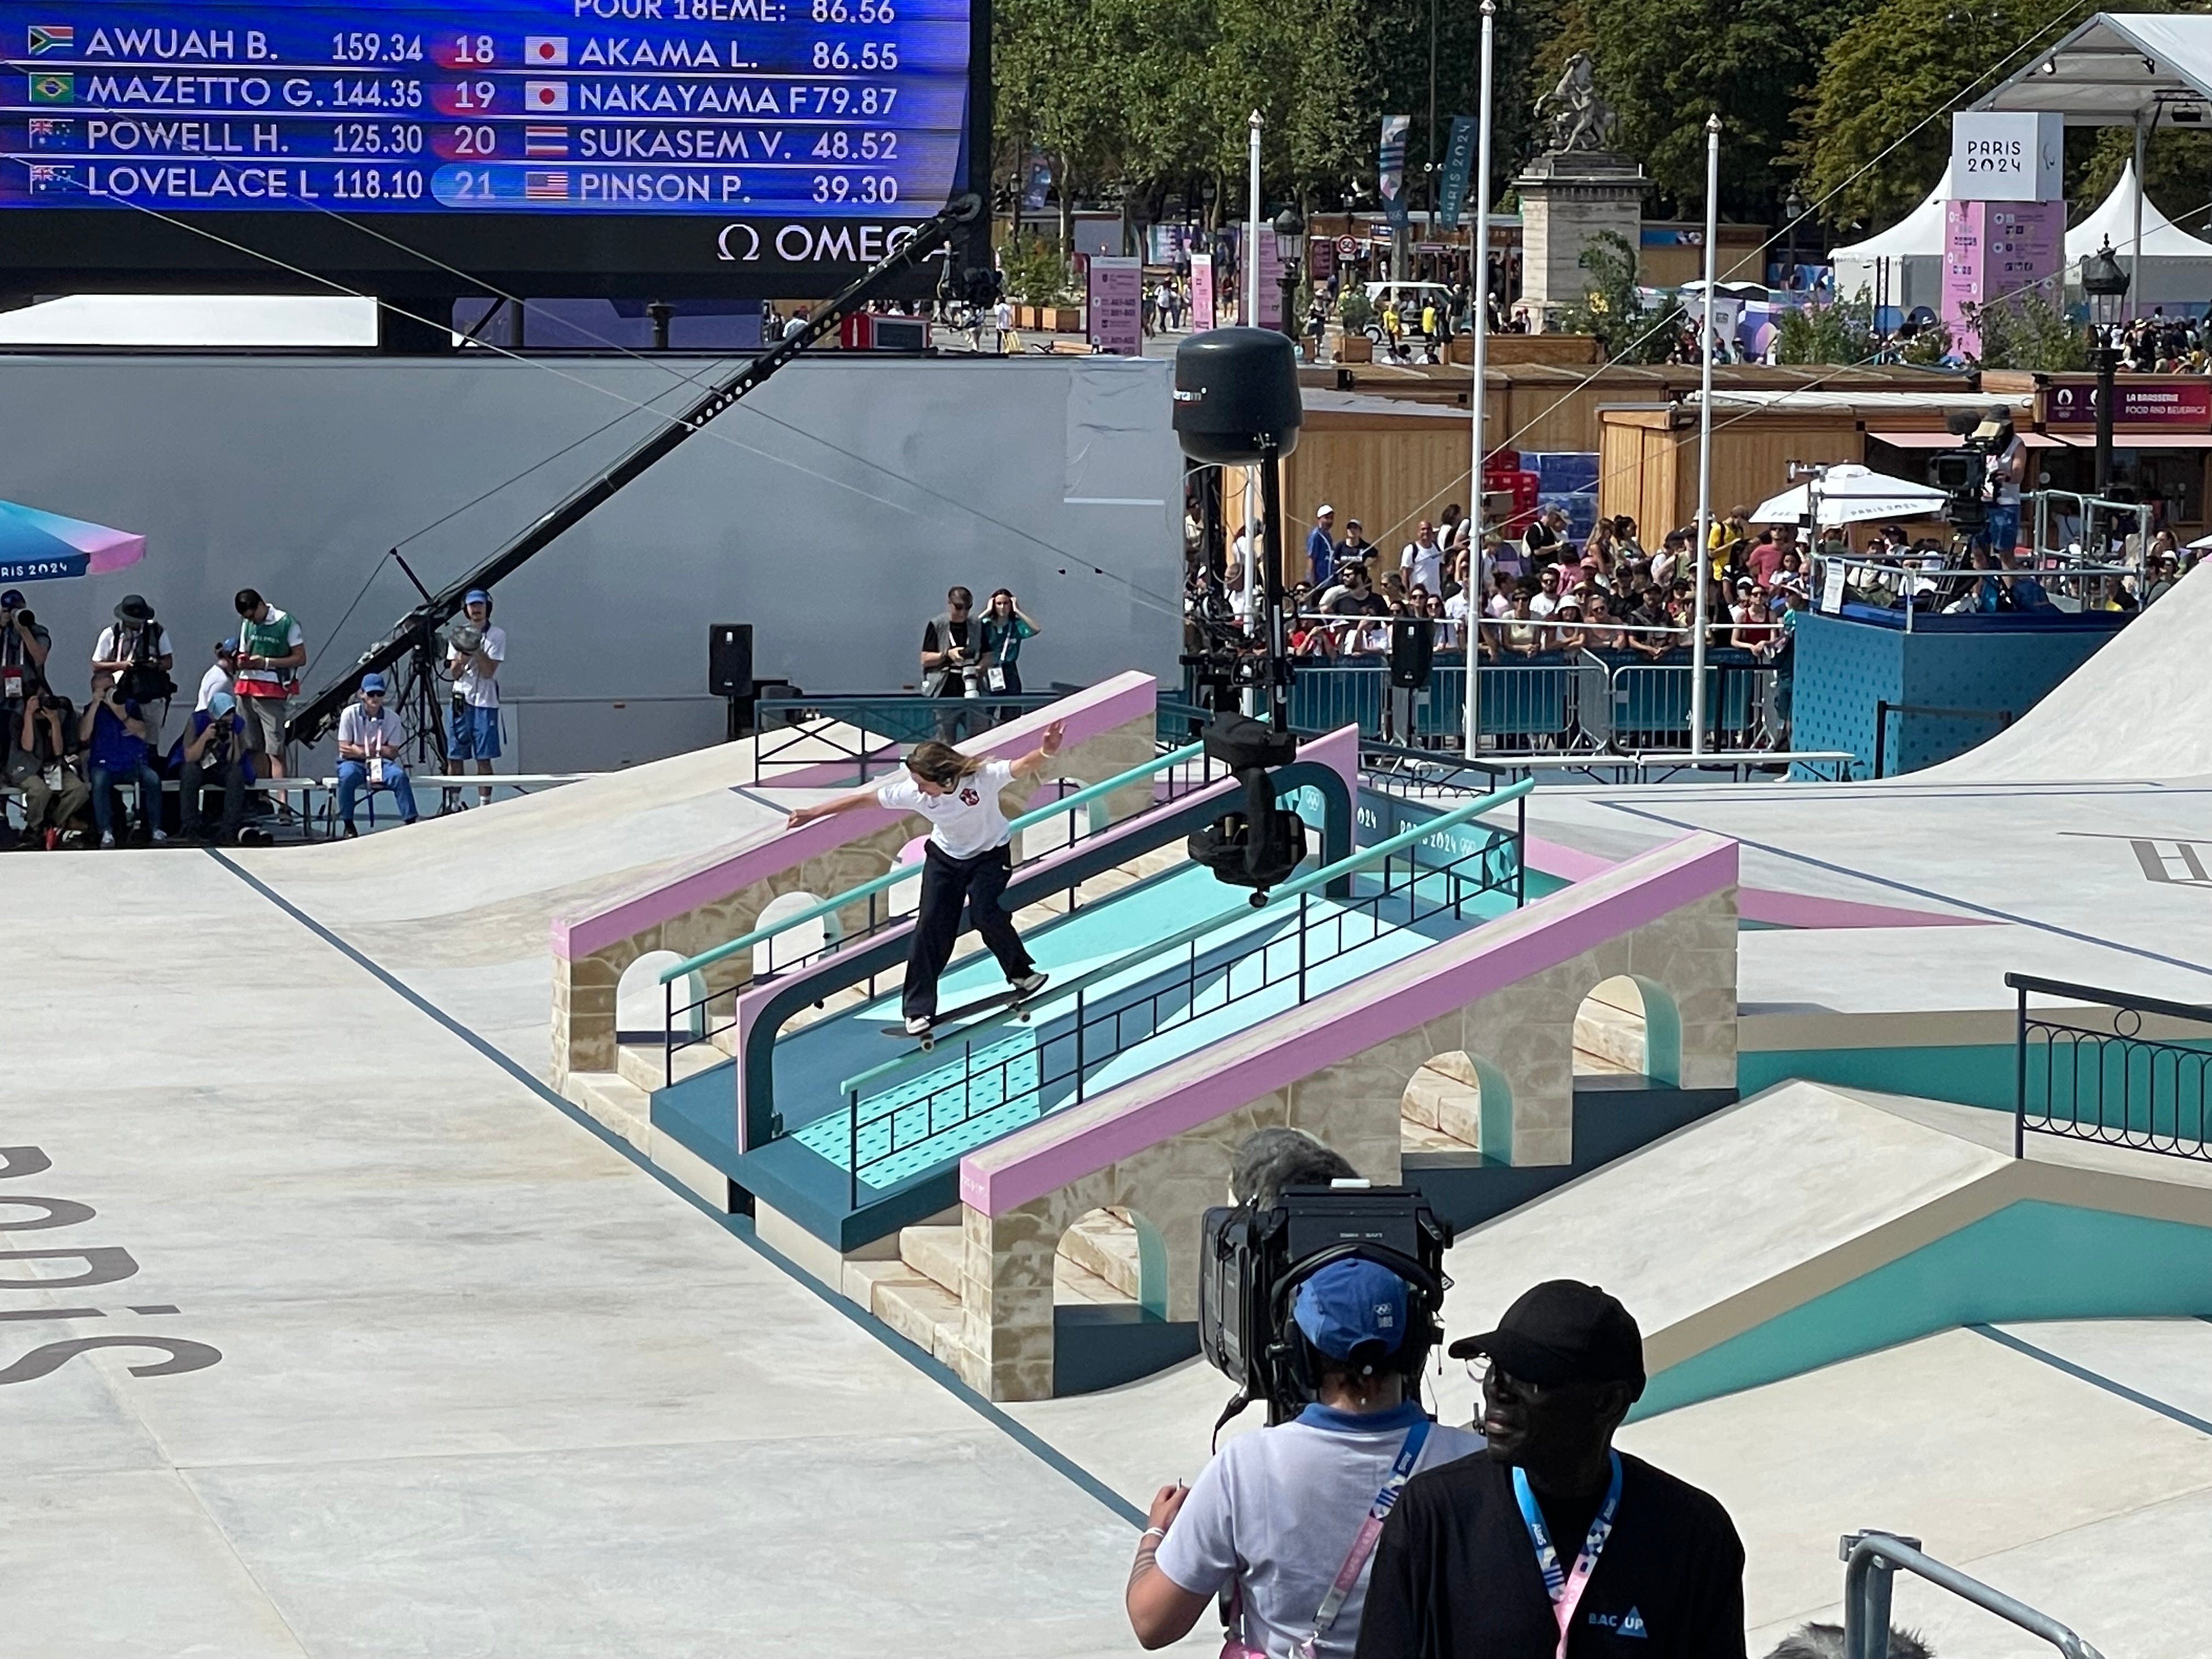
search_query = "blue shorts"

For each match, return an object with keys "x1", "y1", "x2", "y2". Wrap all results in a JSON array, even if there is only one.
[{"x1": 449, "y1": 702, "x2": 502, "y2": 760}]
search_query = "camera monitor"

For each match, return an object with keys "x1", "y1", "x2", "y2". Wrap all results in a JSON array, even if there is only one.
[{"x1": 0, "y1": 0, "x2": 988, "y2": 296}]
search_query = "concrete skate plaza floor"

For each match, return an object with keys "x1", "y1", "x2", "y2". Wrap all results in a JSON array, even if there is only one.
[{"x1": 14, "y1": 755, "x2": 2212, "y2": 1655}]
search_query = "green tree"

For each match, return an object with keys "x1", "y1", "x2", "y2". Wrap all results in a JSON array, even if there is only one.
[
  {"x1": 1774, "y1": 288, "x2": 1878, "y2": 364},
  {"x1": 1555, "y1": 230, "x2": 1681, "y2": 361},
  {"x1": 1965, "y1": 292, "x2": 2090, "y2": 371},
  {"x1": 1582, "y1": 0, "x2": 1859, "y2": 216}
]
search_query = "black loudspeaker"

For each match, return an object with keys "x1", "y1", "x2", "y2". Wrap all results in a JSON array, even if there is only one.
[
  {"x1": 709, "y1": 623, "x2": 754, "y2": 697},
  {"x1": 1389, "y1": 616, "x2": 1434, "y2": 689},
  {"x1": 1172, "y1": 329, "x2": 1304, "y2": 465}
]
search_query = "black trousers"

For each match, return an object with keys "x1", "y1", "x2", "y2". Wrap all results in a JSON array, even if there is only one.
[{"x1": 903, "y1": 840, "x2": 1035, "y2": 1021}]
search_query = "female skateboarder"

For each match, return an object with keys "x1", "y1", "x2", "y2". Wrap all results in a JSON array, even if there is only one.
[{"x1": 786, "y1": 721, "x2": 1063, "y2": 1035}]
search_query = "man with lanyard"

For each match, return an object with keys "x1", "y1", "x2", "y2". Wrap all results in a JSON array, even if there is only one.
[
  {"x1": 921, "y1": 585, "x2": 980, "y2": 742},
  {"x1": 1355, "y1": 1280, "x2": 1745, "y2": 1659},
  {"x1": 336, "y1": 674, "x2": 421, "y2": 836},
  {"x1": 1126, "y1": 1259, "x2": 1483, "y2": 1657},
  {"x1": 0, "y1": 588, "x2": 52, "y2": 761}
]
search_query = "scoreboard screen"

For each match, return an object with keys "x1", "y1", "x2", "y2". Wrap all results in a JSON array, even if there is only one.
[{"x1": 0, "y1": 0, "x2": 984, "y2": 294}]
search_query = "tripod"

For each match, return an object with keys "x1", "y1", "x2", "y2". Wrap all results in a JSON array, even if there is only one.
[{"x1": 388, "y1": 552, "x2": 457, "y2": 812}]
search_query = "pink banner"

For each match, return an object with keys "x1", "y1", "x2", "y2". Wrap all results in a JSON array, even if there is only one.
[
  {"x1": 1943, "y1": 198, "x2": 2063, "y2": 358},
  {"x1": 1257, "y1": 228, "x2": 1289, "y2": 332},
  {"x1": 1086, "y1": 256, "x2": 1143, "y2": 355},
  {"x1": 1190, "y1": 254, "x2": 1216, "y2": 331}
]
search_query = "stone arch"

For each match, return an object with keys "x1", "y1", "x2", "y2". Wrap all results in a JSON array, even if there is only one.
[
  {"x1": 1053, "y1": 1205, "x2": 1169, "y2": 1319},
  {"x1": 615, "y1": 950, "x2": 703, "y2": 1043},
  {"x1": 1401, "y1": 1049, "x2": 1515, "y2": 1159},
  {"x1": 1572, "y1": 974, "x2": 1682, "y2": 1086},
  {"x1": 750, "y1": 889, "x2": 841, "y2": 982}
]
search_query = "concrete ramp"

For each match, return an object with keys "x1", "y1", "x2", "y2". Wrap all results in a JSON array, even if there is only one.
[
  {"x1": 1911, "y1": 566, "x2": 2212, "y2": 783},
  {"x1": 1435, "y1": 1080, "x2": 2212, "y2": 1421}
]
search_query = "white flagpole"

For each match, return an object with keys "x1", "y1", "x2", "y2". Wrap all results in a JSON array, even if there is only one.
[
  {"x1": 1463, "y1": 0, "x2": 1496, "y2": 766},
  {"x1": 1691, "y1": 114, "x2": 1720, "y2": 758}
]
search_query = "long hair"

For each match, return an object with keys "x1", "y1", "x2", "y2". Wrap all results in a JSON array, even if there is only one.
[{"x1": 905, "y1": 740, "x2": 985, "y2": 787}]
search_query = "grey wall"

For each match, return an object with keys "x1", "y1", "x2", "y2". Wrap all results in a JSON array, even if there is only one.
[{"x1": 0, "y1": 349, "x2": 1183, "y2": 771}]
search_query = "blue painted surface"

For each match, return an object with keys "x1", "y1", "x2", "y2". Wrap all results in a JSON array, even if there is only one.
[
  {"x1": 1792, "y1": 609, "x2": 2129, "y2": 779},
  {"x1": 1635, "y1": 1199, "x2": 2212, "y2": 1418}
]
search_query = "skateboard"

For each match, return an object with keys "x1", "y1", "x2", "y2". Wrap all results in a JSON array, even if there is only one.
[{"x1": 883, "y1": 976, "x2": 1048, "y2": 1051}]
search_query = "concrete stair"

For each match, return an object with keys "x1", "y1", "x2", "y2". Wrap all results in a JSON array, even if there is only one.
[
  {"x1": 1057, "y1": 1207, "x2": 1141, "y2": 1303},
  {"x1": 1400, "y1": 1053, "x2": 1485, "y2": 1150},
  {"x1": 561, "y1": 1070, "x2": 652, "y2": 1150},
  {"x1": 1573, "y1": 977, "x2": 1646, "y2": 1075},
  {"x1": 614, "y1": 1037, "x2": 728, "y2": 1094}
]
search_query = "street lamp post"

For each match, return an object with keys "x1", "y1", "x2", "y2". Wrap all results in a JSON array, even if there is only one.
[
  {"x1": 2081, "y1": 237, "x2": 2131, "y2": 499},
  {"x1": 1782, "y1": 187, "x2": 1807, "y2": 291},
  {"x1": 1463, "y1": 0, "x2": 1496, "y2": 763},
  {"x1": 1273, "y1": 205, "x2": 1305, "y2": 342}
]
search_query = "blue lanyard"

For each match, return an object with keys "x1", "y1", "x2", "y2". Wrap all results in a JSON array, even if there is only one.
[{"x1": 1511, "y1": 1451, "x2": 1623, "y2": 1659}]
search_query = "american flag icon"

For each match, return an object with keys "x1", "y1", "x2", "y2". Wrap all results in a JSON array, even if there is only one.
[
  {"x1": 524, "y1": 126, "x2": 568, "y2": 157},
  {"x1": 523, "y1": 171, "x2": 569, "y2": 200}
]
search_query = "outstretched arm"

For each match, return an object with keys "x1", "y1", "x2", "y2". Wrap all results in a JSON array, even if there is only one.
[
  {"x1": 1008, "y1": 720, "x2": 1066, "y2": 783},
  {"x1": 785, "y1": 786, "x2": 883, "y2": 830}
]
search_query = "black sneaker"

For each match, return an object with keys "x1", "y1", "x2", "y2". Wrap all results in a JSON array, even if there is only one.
[{"x1": 342, "y1": 823, "x2": 359, "y2": 839}]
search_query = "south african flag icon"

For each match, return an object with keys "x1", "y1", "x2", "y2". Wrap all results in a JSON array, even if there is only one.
[
  {"x1": 29, "y1": 24, "x2": 75, "y2": 53},
  {"x1": 29, "y1": 71, "x2": 75, "y2": 103}
]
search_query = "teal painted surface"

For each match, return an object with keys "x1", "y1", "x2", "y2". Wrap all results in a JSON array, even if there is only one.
[
  {"x1": 1738, "y1": 1043, "x2": 2018, "y2": 1110},
  {"x1": 1626, "y1": 977, "x2": 1681, "y2": 1088},
  {"x1": 1634, "y1": 1198, "x2": 2212, "y2": 1419},
  {"x1": 1740, "y1": 1036, "x2": 2212, "y2": 1117}
]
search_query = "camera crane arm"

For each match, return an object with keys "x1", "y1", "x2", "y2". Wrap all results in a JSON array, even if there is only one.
[{"x1": 286, "y1": 190, "x2": 985, "y2": 749}]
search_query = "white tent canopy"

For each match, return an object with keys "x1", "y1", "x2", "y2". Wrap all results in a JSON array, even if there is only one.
[
  {"x1": 1831, "y1": 154, "x2": 2212, "y2": 315},
  {"x1": 1977, "y1": 13, "x2": 2212, "y2": 125},
  {"x1": 1751, "y1": 464, "x2": 1950, "y2": 529}
]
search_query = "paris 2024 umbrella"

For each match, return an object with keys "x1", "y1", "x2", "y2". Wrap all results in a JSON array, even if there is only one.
[{"x1": 0, "y1": 499, "x2": 147, "y2": 584}]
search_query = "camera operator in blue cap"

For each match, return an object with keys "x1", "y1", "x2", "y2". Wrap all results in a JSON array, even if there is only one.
[
  {"x1": 1355, "y1": 1280, "x2": 1746, "y2": 1659},
  {"x1": 1127, "y1": 1257, "x2": 1484, "y2": 1658},
  {"x1": 445, "y1": 588, "x2": 505, "y2": 808}
]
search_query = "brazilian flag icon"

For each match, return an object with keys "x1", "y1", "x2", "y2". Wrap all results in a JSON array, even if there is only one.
[{"x1": 30, "y1": 71, "x2": 75, "y2": 103}]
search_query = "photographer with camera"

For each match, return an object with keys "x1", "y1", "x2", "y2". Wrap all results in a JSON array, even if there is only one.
[
  {"x1": 1128, "y1": 1253, "x2": 1484, "y2": 1657},
  {"x1": 91, "y1": 594, "x2": 177, "y2": 750},
  {"x1": 8, "y1": 686, "x2": 88, "y2": 850},
  {"x1": 921, "y1": 584, "x2": 981, "y2": 741},
  {"x1": 336, "y1": 674, "x2": 421, "y2": 837},
  {"x1": 78, "y1": 669, "x2": 164, "y2": 848},
  {"x1": 233, "y1": 588, "x2": 307, "y2": 780},
  {"x1": 1, "y1": 586, "x2": 51, "y2": 720},
  {"x1": 174, "y1": 689, "x2": 253, "y2": 845},
  {"x1": 1354, "y1": 1280, "x2": 1746, "y2": 1659},
  {"x1": 445, "y1": 589, "x2": 506, "y2": 809}
]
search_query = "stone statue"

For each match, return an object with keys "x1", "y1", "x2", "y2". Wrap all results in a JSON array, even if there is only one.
[{"x1": 1533, "y1": 53, "x2": 1618, "y2": 154}]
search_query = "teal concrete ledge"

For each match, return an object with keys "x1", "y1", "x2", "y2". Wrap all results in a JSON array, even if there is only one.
[{"x1": 1635, "y1": 1198, "x2": 2212, "y2": 1419}]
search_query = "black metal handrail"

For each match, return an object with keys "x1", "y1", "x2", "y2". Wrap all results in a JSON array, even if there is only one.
[
  {"x1": 2007, "y1": 971, "x2": 2212, "y2": 1162},
  {"x1": 836, "y1": 808, "x2": 1524, "y2": 1201},
  {"x1": 1872, "y1": 701, "x2": 2014, "y2": 780},
  {"x1": 1842, "y1": 1532, "x2": 2103, "y2": 1659},
  {"x1": 750, "y1": 693, "x2": 1061, "y2": 785}
]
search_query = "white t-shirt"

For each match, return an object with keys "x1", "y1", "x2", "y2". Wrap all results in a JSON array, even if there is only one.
[
  {"x1": 94, "y1": 623, "x2": 176, "y2": 666},
  {"x1": 196, "y1": 662, "x2": 232, "y2": 712},
  {"x1": 1400, "y1": 540, "x2": 1443, "y2": 596},
  {"x1": 337, "y1": 703, "x2": 407, "y2": 758},
  {"x1": 1156, "y1": 1404, "x2": 1483, "y2": 1659},
  {"x1": 452, "y1": 624, "x2": 507, "y2": 708},
  {"x1": 876, "y1": 757, "x2": 1017, "y2": 860}
]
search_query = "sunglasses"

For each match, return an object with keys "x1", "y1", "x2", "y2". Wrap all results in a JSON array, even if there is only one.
[{"x1": 1465, "y1": 1353, "x2": 1554, "y2": 1402}]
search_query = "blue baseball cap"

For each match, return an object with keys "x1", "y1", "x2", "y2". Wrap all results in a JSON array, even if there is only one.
[
  {"x1": 1294, "y1": 1259, "x2": 1410, "y2": 1361},
  {"x1": 359, "y1": 673, "x2": 386, "y2": 694},
  {"x1": 463, "y1": 589, "x2": 490, "y2": 606},
  {"x1": 208, "y1": 690, "x2": 235, "y2": 718},
  {"x1": 219, "y1": 636, "x2": 238, "y2": 653}
]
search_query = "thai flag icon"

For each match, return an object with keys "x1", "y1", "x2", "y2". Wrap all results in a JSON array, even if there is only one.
[
  {"x1": 523, "y1": 36, "x2": 569, "y2": 66},
  {"x1": 523, "y1": 80, "x2": 569, "y2": 112},
  {"x1": 524, "y1": 126, "x2": 569, "y2": 158}
]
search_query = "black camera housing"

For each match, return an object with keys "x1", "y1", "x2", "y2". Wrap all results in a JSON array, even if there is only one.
[{"x1": 1198, "y1": 1183, "x2": 1452, "y2": 1426}]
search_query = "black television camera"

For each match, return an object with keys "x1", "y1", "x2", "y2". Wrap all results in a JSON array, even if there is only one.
[
  {"x1": 1197, "y1": 1182, "x2": 1452, "y2": 1429},
  {"x1": 1928, "y1": 408, "x2": 2015, "y2": 534}
]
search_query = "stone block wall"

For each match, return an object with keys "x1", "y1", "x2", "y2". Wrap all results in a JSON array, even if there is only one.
[
  {"x1": 549, "y1": 709, "x2": 1160, "y2": 1081},
  {"x1": 946, "y1": 879, "x2": 1738, "y2": 1401}
]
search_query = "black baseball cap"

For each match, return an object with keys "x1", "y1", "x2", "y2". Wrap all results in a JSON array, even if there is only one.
[{"x1": 1448, "y1": 1279, "x2": 1645, "y2": 1392}]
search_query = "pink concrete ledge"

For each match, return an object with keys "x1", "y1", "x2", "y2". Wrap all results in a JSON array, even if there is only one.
[
  {"x1": 1525, "y1": 836, "x2": 1986, "y2": 929},
  {"x1": 960, "y1": 831, "x2": 1739, "y2": 1217},
  {"x1": 549, "y1": 672, "x2": 1158, "y2": 961}
]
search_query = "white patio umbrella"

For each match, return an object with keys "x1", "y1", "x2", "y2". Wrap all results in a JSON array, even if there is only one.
[{"x1": 1751, "y1": 463, "x2": 1949, "y2": 529}]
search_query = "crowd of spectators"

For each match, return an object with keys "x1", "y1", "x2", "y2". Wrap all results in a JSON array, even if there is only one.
[{"x1": 1, "y1": 583, "x2": 510, "y2": 850}]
